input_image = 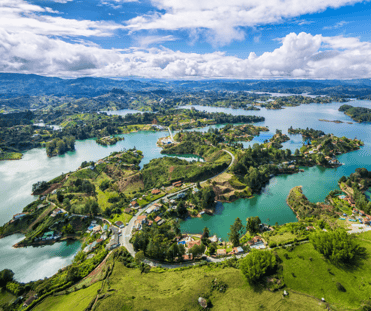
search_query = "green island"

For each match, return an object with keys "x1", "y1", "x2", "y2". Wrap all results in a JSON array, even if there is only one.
[
  {"x1": 339, "y1": 104, "x2": 371, "y2": 122},
  {"x1": 95, "y1": 136, "x2": 124, "y2": 146}
]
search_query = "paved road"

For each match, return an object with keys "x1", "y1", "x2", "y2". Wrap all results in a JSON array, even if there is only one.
[{"x1": 120, "y1": 149, "x2": 236, "y2": 266}]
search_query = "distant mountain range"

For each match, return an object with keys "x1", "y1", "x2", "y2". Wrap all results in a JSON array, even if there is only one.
[{"x1": 1, "y1": 73, "x2": 371, "y2": 98}]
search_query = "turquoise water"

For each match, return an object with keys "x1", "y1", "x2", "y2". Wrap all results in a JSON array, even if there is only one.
[{"x1": 179, "y1": 102, "x2": 371, "y2": 239}]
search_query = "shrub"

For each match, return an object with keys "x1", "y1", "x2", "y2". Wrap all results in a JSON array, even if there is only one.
[
  {"x1": 269, "y1": 242, "x2": 277, "y2": 248},
  {"x1": 336, "y1": 282, "x2": 346, "y2": 292}
]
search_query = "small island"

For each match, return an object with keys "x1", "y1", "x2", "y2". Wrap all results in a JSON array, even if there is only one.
[{"x1": 96, "y1": 136, "x2": 124, "y2": 146}]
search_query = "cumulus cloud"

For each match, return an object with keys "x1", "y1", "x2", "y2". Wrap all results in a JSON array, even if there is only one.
[
  {"x1": 126, "y1": 0, "x2": 365, "y2": 45},
  {"x1": 1, "y1": 30, "x2": 371, "y2": 79},
  {"x1": 0, "y1": 0, "x2": 124, "y2": 37}
]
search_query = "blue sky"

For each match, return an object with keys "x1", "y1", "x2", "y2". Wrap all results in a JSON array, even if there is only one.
[{"x1": 1, "y1": 0, "x2": 371, "y2": 79}]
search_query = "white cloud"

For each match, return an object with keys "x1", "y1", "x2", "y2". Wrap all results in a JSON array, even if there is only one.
[
  {"x1": 2, "y1": 30, "x2": 371, "y2": 79},
  {"x1": 0, "y1": 0, "x2": 124, "y2": 37},
  {"x1": 134, "y1": 35, "x2": 178, "y2": 47},
  {"x1": 126, "y1": 0, "x2": 366, "y2": 45},
  {"x1": 323, "y1": 21, "x2": 349, "y2": 30},
  {"x1": 51, "y1": 0, "x2": 73, "y2": 3}
]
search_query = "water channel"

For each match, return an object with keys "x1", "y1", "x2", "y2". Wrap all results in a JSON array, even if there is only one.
[{"x1": 1, "y1": 101, "x2": 371, "y2": 281}]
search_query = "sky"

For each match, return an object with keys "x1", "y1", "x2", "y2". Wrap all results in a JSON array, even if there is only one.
[{"x1": 1, "y1": 0, "x2": 371, "y2": 79}]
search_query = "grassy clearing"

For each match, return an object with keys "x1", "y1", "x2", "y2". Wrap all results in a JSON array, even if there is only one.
[
  {"x1": 0, "y1": 289, "x2": 16, "y2": 307},
  {"x1": 35, "y1": 280, "x2": 101, "y2": 311},
  {"x1": 110, "y1": 213, "x2": 132, "y2": 225},
  {"x1": 276, "y1": 240, "x2": 371, "y2": 310},
  {"x1": 0, "y1": 152, "x2": 22, "y2": 160},
  {"x1": 269, "y1": 232, "x2": 297, "y2": 244}
]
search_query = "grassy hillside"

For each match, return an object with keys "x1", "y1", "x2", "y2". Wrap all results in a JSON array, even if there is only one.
[
  {"x1": 36, "y1": 255, "x2": 325, "y2": 311},
  {"x1": 276, "y1": 235, "x2": 371, "y2": 310}
]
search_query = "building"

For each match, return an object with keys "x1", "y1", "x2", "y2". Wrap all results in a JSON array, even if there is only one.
[
  {"x1": 92, "y1": 225, "x2": 102, "y2": 233},
  {"x1": 115, "y1": 221, "x2": 125, "y2": 228},
  {"x1": 151, "y1": 189, "x2": 161, "y2": 195},
  {"x1": 106, "y1": 234, "x2": 119, "y2": 250},
  {"x1": 172, "y1": 181, "x2": 182, "y2": 187},
  {"x1": 51, "y1": 208, "x2": 66, "y2": 217},
  {"x1": 232, "y1": 246, "x2": 244, "y2": 254},
  {"x1": 23, "y1": 295, "x2": 37, "y2": 307},
  {"x1": 12, "y1": 212, "x2": 28, "y2": 220},
  {"x1": 130, "y1": 201, "x2": 139, "y2": 208},
  {"x1": 146, "y1": 204, "x2": 161, "y2": 214},
  {"x1": 154, "y1": 216, "x2": 162, "y2": 223},
  {"x1": 124, "y1": 208, "x2": 133, "y2": 214},
  {"x1": 137, "y1": 215, "x2": 147, "y2": 224},
  {"x1": 216, "y1": 249, "x2": 227, "y2": 256},
  {"x1": 182, "y1": 254, "x2": 193, "y2": 261},
  {"x1": 187, "y1": 240, "x2": 201, "y2": 249}
]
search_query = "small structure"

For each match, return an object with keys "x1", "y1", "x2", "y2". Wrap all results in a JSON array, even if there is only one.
[
  {"x1": 23, "y1": 295, "x2": 37, "y2": 308},
  {"x1": 106, "y1": 234, "x2": 119, "y2": 250},
  {"x1": 51, "y1": 208, "x2": 66, "y2": 217},
  {"x1": 137, "y1": 215, "x2": 147, "y2": 224},
  {"x1": 182, "y1": 254, "x2": 193, "y2": 261},
  {"x1": 232, "y1": 246, "x2": 244, "y2": 254},
  {"x1": 306, "y1": 226, "x2": 315, "y2": 231},
  {"x1": 115, "y1": 221, "x2": 125, "y2": 228},
  {"x1": 198, "y1": 297, "x2": 208, "y2": 309},
  {"x1": 172, "y1": 181, "x2": 182, "y2": 187},
  {"x1": 12, "y1": 212, "x2": 28, "y2": 220},
  {"x1": 92, "y1": 225, "x2": 102, "y2": 233},
  {"x1": 216, "y1": 249, "x2": 226, "y2": 256},
  {"x1": 130, "y1": 201, "x2": 139, "y2": 208}
]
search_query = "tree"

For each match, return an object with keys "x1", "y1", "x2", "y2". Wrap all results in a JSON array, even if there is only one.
[
  {"x1": 246, "y1": 216, "x2": 261, "y2": 235},
  {"x1": 208, "y1": 243, "x2": 217, "y2": 256},
  {"x1": 202, "y1": 227, "x2": 210, "y2": 239},
  {"x1": 0, "y1": 269, "x2": 14, "y2": 287},
  {"x1": 135, "y1": 250, "x2": 145, "y2": 264},
  {"x1": 62, "y1": 223, "x2": 74, "y2": 234},
  {"x1": 240, "y1": 250, "x2": 277, "y2": 284},
  {"x1": 310, "y1": 229, "x2": 366, "y2": 265},
  {"x1": 189, "y1": 243, "x2": 206, "y2": 257},
  {"x1": 201, "y1": 187, "x2": 216, "y2": 210},
  {"x1": 228, "y1": 217, "x2": 244, "y2": 247}
]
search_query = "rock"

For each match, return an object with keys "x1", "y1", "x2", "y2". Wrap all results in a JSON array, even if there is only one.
[{"x1": 198, "y1": 297, "x2": 208, "y2": 309}]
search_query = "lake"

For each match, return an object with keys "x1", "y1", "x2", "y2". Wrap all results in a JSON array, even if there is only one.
[{"x1": 1, "y1": 101, "x2": 371, "y2": 278}]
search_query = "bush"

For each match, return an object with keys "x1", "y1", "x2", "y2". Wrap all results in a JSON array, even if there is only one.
[
  {"x1": 269, "y1": 242, "x2": 277, "y2": 248},
  {"x1": 336, "y1": 282, "x2": 346, "y2": 292}
]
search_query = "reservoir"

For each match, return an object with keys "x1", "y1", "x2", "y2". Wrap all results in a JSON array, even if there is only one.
[
  {"x1": 1, "y1": 101, "x2": 371, "y2": 279},
  {"x1": 0, "y1": 234, "x2": 81, "y2": 283}
]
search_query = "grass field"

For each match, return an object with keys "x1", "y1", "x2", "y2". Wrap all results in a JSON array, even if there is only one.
[
  {"x1": 0, "y1": 152, "x2": 22, "y2": 161},
  {"x1": 110, "y1": 213, "x2": 132, "y2": 225},
  {"x1": 92, "y1": 262, "x2": 324, "y2": 311},
  {"x1": 269, "y1": 232, "x2": 298, "y2": 245},
  {"x1": 35, "y1": 281, "x2": 101, "y2": 311},
  {"x1": 0, "y1": 290, "x2": 16, "y2": 309},
  {"x1": 276, "y1": 240, "x2": 371, "y2": 310}
]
